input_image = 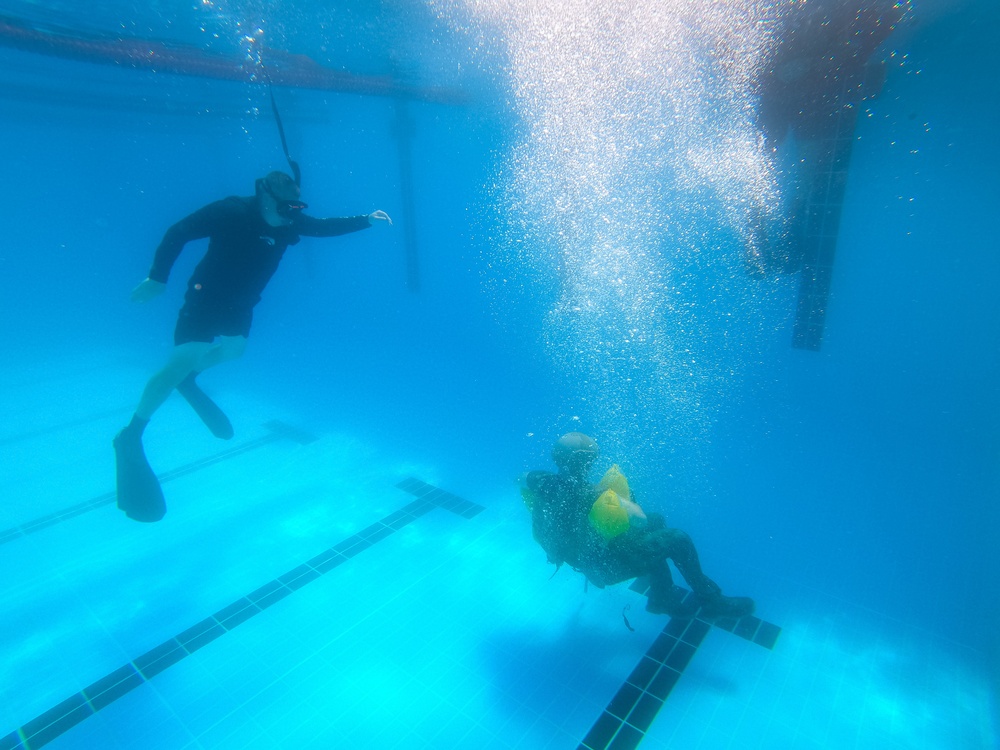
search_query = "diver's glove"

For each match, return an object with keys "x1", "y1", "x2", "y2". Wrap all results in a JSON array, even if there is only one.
[
  {"x1": 367, "y1": 209, "x2": 393, "y2": 226},
  {"x1": 131, "y1": 278, "x2": 166, "y2": 303}
]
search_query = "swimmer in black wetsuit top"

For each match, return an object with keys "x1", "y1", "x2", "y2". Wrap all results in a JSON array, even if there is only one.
[{"x1": 113, "y1": 171, "x2": 391, "y2": 520}]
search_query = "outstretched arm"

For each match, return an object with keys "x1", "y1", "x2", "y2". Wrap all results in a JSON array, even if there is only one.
[
  {"x1": 131, "y1": 277, "x2": 166, "y2": 302},
  {"x1": 296, "y1": 210, "x2": 394, "y2": 237}
]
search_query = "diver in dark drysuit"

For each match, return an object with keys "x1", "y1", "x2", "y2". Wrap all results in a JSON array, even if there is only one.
[
  {"x1": 525, "y1": 432, "x2": 754, "y2": 619},
  {"x1": 114, "y1": 170, "x2": 392, "y2": 521}
]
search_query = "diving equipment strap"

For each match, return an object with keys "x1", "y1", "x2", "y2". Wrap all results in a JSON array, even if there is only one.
[{"x1": 263, "y1": 68, "x2": 301, "y2": 187}]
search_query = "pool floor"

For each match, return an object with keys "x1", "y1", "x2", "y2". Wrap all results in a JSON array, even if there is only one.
[{"x1": 0, "y1": 355, "x2": 994, "y2": 749}]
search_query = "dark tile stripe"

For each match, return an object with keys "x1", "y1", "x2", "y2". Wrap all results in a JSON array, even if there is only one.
[
  {"x1": 153, "y1": 433, "x2": 284, "y2": 484},
  {"x1": 394, "y1": 479, "x2": 486, "y2": 517},
  {"x1": 6, "y1": 477, "x2": 476, "y2": 749},
  {"x1": 627, "y1": 578, "x2": 782, "y2": 650},
  {"x1": 0, "y1": 422, "x2": 288, "y2": 544},
  {"x1": 260, "y1": 420, "x2": 318, "y2": 445},
  {"x1": 581, "y1": 596, "x2": 705, "y2": 750},
  {"x1": 0, "y1": 422, "x2": 309, "y2": 548},
  {"x1": 82, "y1": 666, "x2": 143, "y2": 711},
  {"x1": 0, "y1": 406, "x2": 131, "y2": 449},
  {"x1": 581, "y1": 580, "x2": 785, "y2": 749},
  {"x1": 754, "y1": 620, "x2": 782, "y2": 650}
]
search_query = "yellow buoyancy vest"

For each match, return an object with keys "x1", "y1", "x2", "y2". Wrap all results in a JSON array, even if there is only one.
[
  {"x1": 596, "y1": 464, "x2": 631, "y2": 501},
  {"x1": 589, "y1": 488, "x2": 630, "y2": 540}
]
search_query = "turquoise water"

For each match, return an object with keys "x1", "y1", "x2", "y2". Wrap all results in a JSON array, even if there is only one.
[{"x1": 0, "y1": 2, "x2": 996, "y2": 748}]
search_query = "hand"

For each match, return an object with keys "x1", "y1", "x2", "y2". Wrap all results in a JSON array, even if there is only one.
[
  {"x1": 622, "y1": 497, "x2": 648, "y2": 528},
  {"x1": 368, "y1": 210, "x2": 393, "y2": 226},
  {"x1": 131, "y1": 278, "x2": 166, "y2": 303}
]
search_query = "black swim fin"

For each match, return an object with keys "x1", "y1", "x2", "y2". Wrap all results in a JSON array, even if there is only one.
[
  {"x1": 177, "y1": 373, "x2": 234, "y2": 440},
  {"x1": 698, "y1": 595, "x2": 755, "y2": 620},
  {"x1": 113, "y1": 429, "x2": 166, "y2": 522}
]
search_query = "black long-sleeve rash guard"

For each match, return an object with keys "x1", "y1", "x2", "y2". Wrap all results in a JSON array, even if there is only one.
[{"x1": 148, "y1": 195, "x2": 371, "y2": 310}]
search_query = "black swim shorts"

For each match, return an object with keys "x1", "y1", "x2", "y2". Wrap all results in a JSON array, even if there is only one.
[{"x1": 174, "y1": 299, "x2": 253, "y2": 345}]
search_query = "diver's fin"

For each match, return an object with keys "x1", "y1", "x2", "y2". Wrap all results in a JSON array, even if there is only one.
[
  {"x1": 177, "y1": 373, "x2": 234, "y2": 440},
  {"x1": 698, "y1": 595, "x2": 755, "y2": 620},
  {"x1": 113, "y1": 430, "x2": 166, "y2": 522},
  {"x1": 646, "y1": 588, "x2": 700, "y2": 618}
]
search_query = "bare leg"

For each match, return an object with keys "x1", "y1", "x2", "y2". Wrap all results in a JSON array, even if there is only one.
[
  {"x1": 133, "y1": 336, "x2": 246, "y2": 419},
  {"x1": 134, "y1": 341, "x2": 214, "y2": 421},
  {"x1": 192, "y1": 335, "x2": 247, "y2": 374},
  {"x1": 175, "y1": 337, "x2": 246, "y2": 439}
]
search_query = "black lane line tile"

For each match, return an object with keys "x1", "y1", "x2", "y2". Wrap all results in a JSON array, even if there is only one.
[
  {"x1": 7, "y1": 479, "x2": 480, "y2": 749},
  {"x1": 306, "y1": 548, "x2": 341, "y2": 567},
  {"x1": 733, "y1": 615, "x2": 762, "y2": 642},
  {"x1": 358, "y1": 524, "x2": 394, "y2": 543},
  {"x1": 581, "y1": 711, "x2": 622, "y2": 750},
  {"x1": 133, "y1": 639, "x2": 186, "y2": 679},
  {"x1": 680, "y1": 619, "x2": 710, "y2": 647},
  {"x1": 382, "y1": 508, "x2": 413, "y2": 526},
  {"x1": 663, "y1": 617, "x2": 691, "y2": 638},
  {"x1": 395, "y1": 477, "x2": 425, "y2": 493},
  {"x1": 754, "y1": 621, "x2": 782, "y2": 650},
  {"x1": 337, "y1": 539, "x2": 373, "y2": 558},
  {"x1": 17, "y1": 517, "x2": 62, "y2": 534},
  {"x1": 396, "y1": 477, "x2": 486, "y2": 518},
  {"x1": 253, "y1": 586, "x2": 292, "y2": 611},
  {"x1": 625, "y1": 693, "x2": 663, "y2": 733},
  {"x1": 436, "y1": 494, "x2": 462, "y2": 510},
  {"x1": 261, "y1": 420, "x2": 318, "y2": 445},
  {"x1": 54, "y1": 505, "x2": 95, "y2": 522},
  {"x1": 646, "y1": 634, "x2": 677, "y2": 663},
  {"x1": 608, "y1": 720, "x2": 644, "y2": 750},
  {"x1": 639, "y1": 587, "x2": 782, "y2": 653},
  {"x1": 308, "y1": 552, "x2": 346, "y2": 574},
  {"x1": 82, "y1": 665, "x2": 144, "y2": 711},
  {"x1": 214, "y1": 598, "x2": 260, "y2": 630},
  {"x1": 176, "y1": 618, "x2": 218, "y2": 646},
  {"x1": 583, "y1": 611, "x2": 711, "y2": 749},
  {"x1": 248, "y1": 580, "x2": 285, "y2": 603},
  {"x1": 712, "y1": 616, "x2": 739, "y2": 632},
  {"x1": 402, "y1": 482, "x2": 435, "y2": 497},
  {"x1": 279, "y1": 565, "x2": 321, "y2": 591},
  {"x1": 664, "y1": 641, "x2": 696, "y2": 672},
  {"x1": 177, "y1": 619, "x2": 226, "y2": 654},
  {"x1": 332, "y1": 536, "x2": 366, "y2": 554},
  {"x1": 0, "y1": 529, "x2": 23, "y2": 544},
  {"x1": 625, "y1": 657, "x2": 659, "y2": 691},
  {"x1": 157, "y1": 434, "x2": 281, "y2": 483},
  {"x1": 24, "y1": 706, "x2": 93, "y2": 749},
  {"x1": 0, "y1": 406, "x2": 130, "y2": 449},
  {"x1": 0, "y1": 426, "x2": 290, "y2": 547},
  {"x1": 402, "y1": 498, "x2": 436, "y2": 515},
  {"x1": 21, "y1": 694, "x2": 93, "y2": 750},
  {"x1": 646, "y1": 666, "x2": 680, "y2": 700},
  {"x1": 606, "y1": 683, "x2": 642, "y2": 721},
  {"x1": 385, "y1": 514, "x2": 416, "y2": 529}
]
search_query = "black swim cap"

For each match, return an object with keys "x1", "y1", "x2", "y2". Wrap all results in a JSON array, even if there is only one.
[{"x1": 259, "y1": 171, "x2": 300, "y2": 202}]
